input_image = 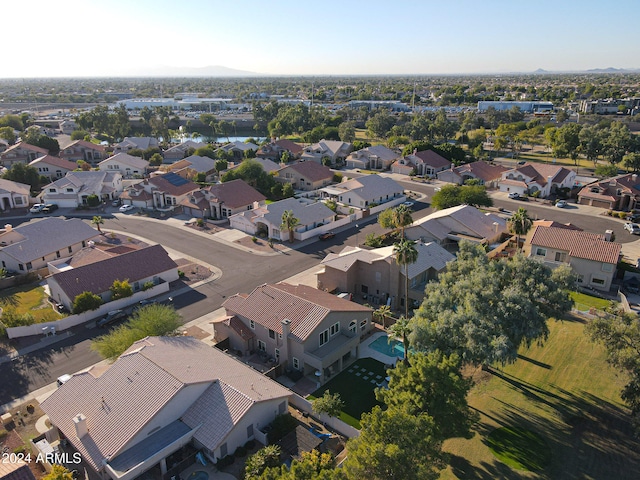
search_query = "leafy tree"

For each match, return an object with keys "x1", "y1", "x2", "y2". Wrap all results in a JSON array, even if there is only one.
[
  {"x1": 91, "y1": 304, "x2": 181, "y2": 359},
  {"x1": 550, "y1": 123, "x2": 582, "y2": 163},
  {"x1": 378, "y1": 208, "x2": 395, "y2": 230},
  {"x1": 508, "y1": 207, "x2": 532, "y2": 250},
  {"x1": 313, "y1": 390, "x2": 345, "y2": 420},
  {"x1": 366, "y1": 110, "x2": 395, "y2": 139},
  {"x1": 394, "y1": 239, "x2": 418, "y2": 318},
  {"x1": 0, "y1": 114, "x2": 24, "y2": 131},
  {"x1": 91, "y1": 215, "x2": 104, "y2": 233},
  {"x1": 280, "y1": 210, "x2": 300, "y2": 243},
  {"x1": 244, "y1": 445, "x2": 283, "y2": 479},
  {"x1": 73, "y1": 291, "x2": 103, "y2": 314},
  {"x1": 222, "y1": 159, "x2": 276, "y2": 197},
  {"x1": 623, "y1": 152, "x2": 640, "y2": 173},
  {"x1": 604, "y1": 122, "x2": 633, "y2": 164},
  {"x1": 586, "y1": 312, "x2": 640, "y2": 434},
  {"x1": 110, "y1": 279, "x2": 133, "y2": 300},
  {"x1": 215, "y1": 159, "x2": 228, "y2": 174},
  {"x1": 86, "y1": 194, "x2": 100, "y2": 207},
  {"x1": 377, "y1": 351, "x2": 477, "y2": 440},
  {"x1": 594, "y1": 164, "x2": 619, "y2": 178},
  {"x1": 31, "y1": 134, "x2": 60, "y2": 155},
  {"x1": 410, "y1": 242, "x2": 574, "y2": 367},
  {"x1": 149, "y1": 153, "x2": 163, "y2": 166},
  {"x1": 338, "y1": 121, "x2": 356, "y2": 142},
  {"x1": 42, "y1": 465, "x2": 74, "y2": 480},
  {"x1": 392, "y1": 204, "x2": 413, "y2": 238},
  {"x1": 343, "y1": 406, "x2": 445, "y2": 480},
  {"x1": 76, "y1": 159, "x2": 91, "y2": 171},
  {"x1": 70, "y1": 129, "x2": 90, "y2": 141},
  {"x1": 430, "y1": 184, "x2": 461, "y2": 210},
  {"x1": 260, "y1": 450, "x2": 344, "y2": 480},
  {"x1": 431, "y1": 184, "x2": 492, "y2": 210},
  {"x1": 2, "y1": 162, "x2": 41, "y2": 192},
  {"x1": 373, "y1": 304, "x2": 394, "y2": 329},
  {"x1": 0, "y1": 126, "x2": 16, "y2": 145}
]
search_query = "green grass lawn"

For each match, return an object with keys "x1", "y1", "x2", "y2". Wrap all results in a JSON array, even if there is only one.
[
  {"x1": 0, "y1": 284, "x2": 63, "y2": 323},
  {"x1": 569, "y1": 291, "x2": 612, "y2": 311},
  {"x1": 487, "y1": 426, "x2": 552, "y2": 472},
  {"x1": 439, "y1": 318, "x2": 639, "y2": 480},
  {"x1": 308, "y1": 357, "x2": 388, "y2": 429}
]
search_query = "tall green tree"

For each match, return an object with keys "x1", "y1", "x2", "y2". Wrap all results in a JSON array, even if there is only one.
[
  {"x1": 508, "y1": 207, "x2": 532, "y2": 250},
  {"x1": 280, "y1": 210, "x2": 300, "y2": 243},
  {"x1": 586, "y1": 312, "x2": 640, "y2": 434},
  {"x1": 431, "y1": 184, "x2": 492, "y2": 210},
  {"x1": 0, "y1": 126, "x2": 16, "y2": 145},
  {"x1": 312, "y1": 390, "x2": 345, "y2": 420},
  {"x1": 377, "y1": 351, "x2": 477, "y2": 440},
  {"x1": 392, "y1": 204, "x2": 413, "y2": 238},
  {"x1": 623, "y1": 152, "x2": 640, "y2": 173},
  {"x1": 2, "y1": 162, "x2": 41, "y2": 192},
  {"x1": 394, "y1": 239, "x2": 418, "y2": 318},
  {"x1": 410, "y1": 242, "x2": 574, "y2": 367},
  {"x1": 91, "y1": 215, "x2": 104, "y2": 234},
  {"x1": 244, "y1": 445, "x2": 282, "y2": 480}
]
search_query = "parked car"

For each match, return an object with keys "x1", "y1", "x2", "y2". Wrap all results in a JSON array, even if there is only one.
[
  {"x1": 402, "y1": 201, "x2": 415, "y2": 207},
  {"x1": 507, "y1": 192, "x2": 520, "y2": 199},
  {"x1": 97, "y1": 309, "x2": 126, "y2": 327},
  {"x1": 555, "y1": 200, "x2": 568, "y2": 208},
  {"x1": 119, "y1": 204, "x2": 134, "y2": 212},
  {"x1": 319, "y1": 232, "x2": 336, "y2": 240},
  {"x1": 30, "y1": 203, "x2": 45, "y2": 213},
  {"x1": 56, "y1": 374, "x2": 72, "y2": 387},
  {"x1": 623, "y1": 222, "x2": 640, "y2": 234},
  {"x1": 42, "y1": 203, "x2": 58, "y2": 213},
  {"x1": 112, "y1": 198, "x2": 122, "y2": 207},
  {"x1": 135, "y1": 299, "x2": 157, "y2": 310}
]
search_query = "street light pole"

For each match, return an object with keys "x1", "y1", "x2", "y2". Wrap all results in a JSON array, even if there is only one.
[{"x1": 355, "y1": 224, "x2": 360, "y2": 247}]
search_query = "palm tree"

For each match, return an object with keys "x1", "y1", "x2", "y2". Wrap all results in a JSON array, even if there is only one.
[
  {"x1": 91, "y1": 215, "x2": 104, "y2": 234},
  {"x1": 508, "y1": 207, "x2": 532, "y2": 251},
  {"x1": 392, "y1": 204, "x2": 413, "y2": 238},
  {"x1": 280, "y1": 210, "x2": 300, "y2": 243},
  {"x1": 394, "y1": 239, "x2": 418, "y2": 318},
  {"x1": 389, "y1": 315, "x2": 412, "y2": 365},
  {"x1": 373, "y1": 304, "x2": 394, "y2": 329}
]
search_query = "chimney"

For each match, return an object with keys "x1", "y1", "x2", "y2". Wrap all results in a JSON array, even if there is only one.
[
  {"x1": 281, "y1": 318, "x2": 290, "y2": 339},
  {"x1": 633, "y1": 174, "x2": 638, "y2": 182},
  {"x1": 4, "y1": 224, "x2": 12, "y2": 232},
  {"x1": 73, "y1": 413, "x2": 88, "y2": 438},
  {"x1": 413, "y1": 148, "x2": 417, "y2": 155}
]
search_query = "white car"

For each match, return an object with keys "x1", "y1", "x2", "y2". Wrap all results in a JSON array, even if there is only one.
[
  {"x1": 624, "y1": 222, "x2": 640, "y2": 234},
  {"x1": 119, "y1": 204, "x2": 134, "y2": 212},
  {"x1": 403, "y1": 201, "x2": 415, "y2": 207},
  {"x1": 507, "y1": 192, "x2": 520, "y2": 199},
  {"x1": 555, "y1": 200, "x2": 568, "y2": 208},
  {"x1": 30, "y1": 203, "x2": 45, "y2": 213}
]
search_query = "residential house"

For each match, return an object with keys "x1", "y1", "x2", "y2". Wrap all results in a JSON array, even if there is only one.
[
  {"x1": 317, "y1": 242, "x2": 454, "y2": 312},
  {"x1": 165, "y1": 155, "x2": 216, "y2": 180},
  {"x1": 0, "y1": 142, "x2": 49, "y2": 167},
  {"x1": 0, "y1": 179, "x2": 31, "y2": 212},
  {"x1": 41, "y1": 335, "x2": 291, "y2": 479},
  {"x1": 499, "y1": 163, "x2": 576, "y2": 198},
  {"x1": 229, "y1": 197, "x2": 334, "y2": 242},
  {"x1": 405, "y1": 204, "x2": 507, "y2": 250},
  {"x1": 274, "y1": 161, "x2": 333, "y2": 191},
  {"x1": 113, "y1": 137, "x2": 159, "y2": 154},
  {"x1": 59, "y1": 119, "x2": 78, "y2": 135},
  {"x1": 391, "y1": 149, "x2": 451, "y2": 177},
  {"x1": 217, "y1": 141, "x2": 259, "y2": 161},
  {"x1": 29, "y1": 155, "x2": 77, "y2": 180},
  {"x1": 437, "y1": 161, "x2": 508, "y2": 188},
  {"x1": 320, "y1": 174, "x2": 404, "y2": 209},
  {"x1": 47, "y1": 244, "x2": 178, "y2": 310},
  {"x1": 98, "y1": 153, "x2": 149, "y2": 178},
  {"x1": 257, "y1": 139, "x2": 303, "y2": 161},
  {"x1": 523, "y1": 225, "x2": 621, "y2": 291},
  {"x1": 0, "y1": 218, "x2": 98, "y2": 273},
  {"x1": 0, "y1": 459, "x2": 36, "y2": 480},
  {"x1": 345, "y1": 145, "x2": 401, "y2": 170},
  {"x1": 219, "y1": 282, "x2": 372, "y2": 384},
  {"x1": 181, "y1": 179, "x2": 266, "y2": 219},
  {"x1": 301, "y1": 139, "x2": 352, "y2": 166},
  {"x1": 59, "y1": 140, "x2": 107, "y2": 165},
  {"x1": 162, "y1": 140, "x2": 206, "y2": 163},
  {"x1": 41, "y1": 171, "x2": 123, "y2": 207},
  {"x1": 121, "y1": 172, "x2": 199, "y2": 210},
  {"x1": 577, "y1": 173, "x2": 640, "y2": 210}
]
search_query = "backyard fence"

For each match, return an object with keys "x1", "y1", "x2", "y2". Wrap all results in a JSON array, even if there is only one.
[{"x1": 288, "y1": 394, "x2": 360, "y2": 439}]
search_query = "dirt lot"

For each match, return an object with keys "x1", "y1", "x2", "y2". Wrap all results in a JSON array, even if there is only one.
[{"x1": 1, "y1": 400, "x2": 49, "y2": 478}]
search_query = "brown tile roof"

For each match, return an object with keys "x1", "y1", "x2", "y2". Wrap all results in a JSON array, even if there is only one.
[
  {"x1": 29, "y1": 154, "x2": 77, "y2": 171},
  {"x1": 148, "y1": 173, "x2": 200, "y2": 196},
  {"x1": 66, "y1": 140, "x2": 107, "y2": 152},
  {"x1": 50, "y1": 244, "x2": 177, "y2": 300},
  {"x1": 454, "y1": 161, "x2": 507, "y2": 181},
  {"x1": 205, "y1": 179, "x2": 266, "y2": 208},
  {"x1": 1, "y1": 142, "x2": 49, "y2": 156},
  {"x1": 532, "y1": 220, "x2": 582, "y2": 231},
  {"x1": 510, "y1": 163, "x2": 572, "y2": 186},
  {"x1": 527, "y1": 225, "x2": 621, "y2": 264},
  {"x1": 222, "y1": 283, "x2": 371, "y2": 341},
  {"x1": 414, "y1": 149, "x2": 451, "y2": 168},
  {"x1": 282, "y1": 161, "x2": 333, "y2": 182},
  {"x1": 275, "y1": 139, "x2": 303, "y2": 154}
]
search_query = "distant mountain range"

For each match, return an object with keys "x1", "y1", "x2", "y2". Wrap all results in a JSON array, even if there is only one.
[
  {"x1": 533, "y1": 67, "x2": 640, "y2": 74},
  {"x1": 119, "y1": 64, "x2": 260, "y2": 77}
]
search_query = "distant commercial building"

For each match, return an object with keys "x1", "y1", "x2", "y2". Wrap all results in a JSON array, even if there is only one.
[
  {"x1": 348, "y1": 100, "x2": 410, "y2": 112},
  {"x1": 579, "y1": 98, "x2": 640, "y2": 115},
  {"x1": 477, "y1": 101, "x2": 554, "y2": 113}
]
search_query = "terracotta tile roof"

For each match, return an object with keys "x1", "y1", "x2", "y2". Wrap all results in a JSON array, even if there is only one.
[
  {"x1": 528, "y1": 225, "x2": 621, "y2": 264},
  {"x1": 453, "y1": 161, "x2": 507, "y2": 181},
  {"x1": 223, "y1": 283, "x2": 371, "y2": 341},
  {"x1": 413, "y1": 149, "x2": 451, "y2": 168},
  {"x1": 282, "y1": 161, "x2": 333, "y2": 182},
  {"x1": 532, "y1": 220, "x2": 582, "y2": 231},
  {"x1": 50, "y1": 244, "x2": 177, "y2": 300},
  {"x1": 29, "y1": 154, "x2": 77, "y2": 171},
  {"x1": 65, "y1": 140, "x2": 106, "y2": 152},
  {"x1": 275, "y1": 139, "x2": 303, "y2": 154},
  {"x1": 205, "y1": 179, "x2": 266, "y2": 208},
  {"x1": 148, "y1": 173, "x2": 200, "y2": 196},
  {"x1": 2, "y1": 142, "x2": 48, "y2": 155}
]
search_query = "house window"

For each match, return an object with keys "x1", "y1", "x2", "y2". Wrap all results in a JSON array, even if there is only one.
[
  {"x1": 56, "y1": 251, "x2": 61, "y2": 258},
  {"x1": 360, "y1": 319, "x2": 367, "y2": 331},
  {"x1": 577, "y1": 274, "x2": 584, "y2": 284},
  {"x1": 349, "y1": 321, "x2": 357, "y2": 334},
  {"x1": 66, "y1": 188, "x2": 73, "y2": 193},
  {"x1": 602, "y1": 263, "x2": 613, "y2": 272},
  {"x1": 319, "y1": 329, "x2": 329, "y2": 347},
  {"x1": 258, "y1": 340, "x2": 266, "y2": 351},
  {"x1": 18, "y1": 264, "x2": 24, "y2": 271},
  {"x1": 14, "y1": 197, "x2": 23, "y2": 205},
  {"x1": 591, "y1": 277, "x2": 605, "y2": 285},
  {"x1": 554, "y1": 252, "x2": 567, "y2": 262},
  {"x1": 246, "y1": 424, "x2": 254, "y2": 439},
  {"x1": 250, "y1": 320, "x2": 255, "y2": 329},
  {"x1": 269, "y1": 329, "x2": 275, "y2": 339},
  {"x1": 82, "y1": 241, "x2": 86, "y2": 248},
  {"x1": 330, "y1": 322, "x2": 340, "y2": 336},
  {"x1": 49, "y1": 188, "x2": 56, "y2": 193},
  {"x1": 535, "y1": 248, "x2": 546, "y2": 257},
  {"x1": 68, "y1": 246, "x2": 73, "y2": 254},
  {"x1": 292, "y1": 357, "x2": 299, "y2": 370},
  {"x1": 25, "y1": 262, "x2": 32, "y2": 270},
  {"x1": 220, "y1": 443, "x2": 227, "y2": 458},
  {"x1": 274, "y1": 348, "x2": 280, "y2": 361},
  {"x1": 375, "y1": 272, "x2": 381, "y2": 282}
]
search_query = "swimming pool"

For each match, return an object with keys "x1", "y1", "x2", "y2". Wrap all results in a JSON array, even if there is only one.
[{"x1": 368, "y1": 334, "x2": 404, "y2": 358}]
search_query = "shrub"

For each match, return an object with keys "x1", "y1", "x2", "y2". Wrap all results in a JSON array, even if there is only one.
[
  {"x1": 364, "y1": 233, "x2": 384, "y2": 248},
  {"x1": 178, "y1": 270, "x2": 185, "y2": 278},
  {"x1": 110, "y1": 279, "x2": 133, "y2": 300},
  {"x1": 73, "y1": 291, "x2": 103, "y2": 314},
  {"x1": 618, "y1": 211, "x2": 627, "y2": 219},
  {"x1": 86, "y1": 194, "x2": 100, "y2": 207},
  {"x1": 196, "y1": 218, "x2": 205, "y2": 228},
  {"x1": 142, "y1": 281, "x2": 154, "y2": 291}
]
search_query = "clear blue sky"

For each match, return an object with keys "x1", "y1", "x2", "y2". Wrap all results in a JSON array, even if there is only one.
[{"x1": 5, "y1": 0, "x2": 640, "y2": 77}]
